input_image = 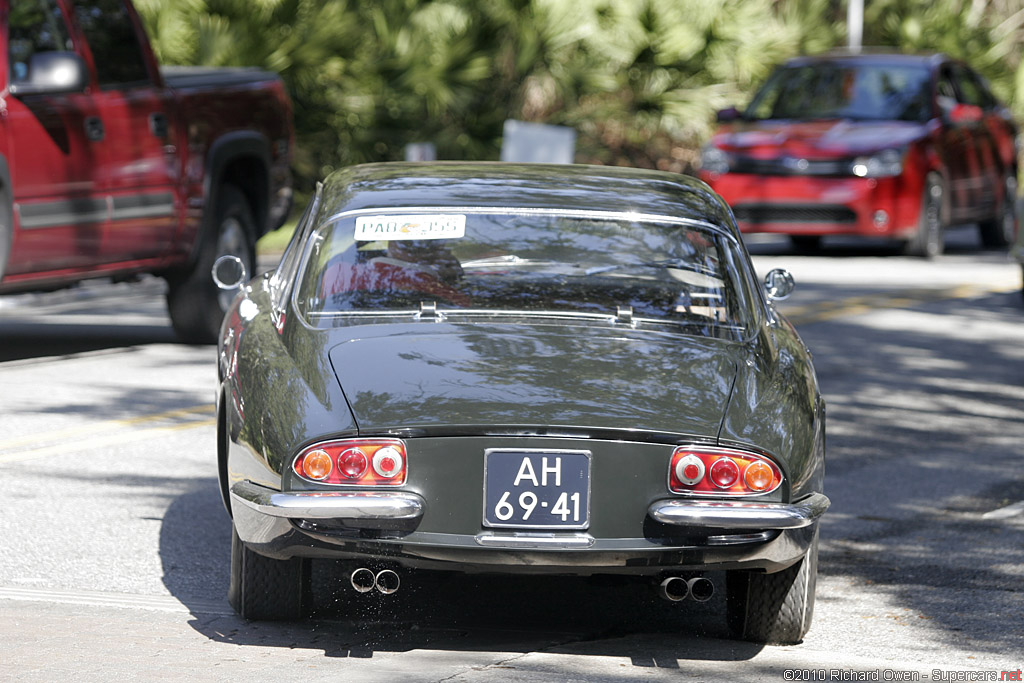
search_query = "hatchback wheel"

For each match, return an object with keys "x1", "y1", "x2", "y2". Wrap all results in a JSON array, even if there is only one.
[
  {"x1": 979, "y1": 175, "x2": 1017, "y2": 248},
  {"x1": 903, "y1": 176, "x2": 944, "y2": 258}
]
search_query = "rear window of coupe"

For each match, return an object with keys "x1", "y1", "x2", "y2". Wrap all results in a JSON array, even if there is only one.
[{"x1": 294, "y1": 209, "x2": 755, "y2": 339}]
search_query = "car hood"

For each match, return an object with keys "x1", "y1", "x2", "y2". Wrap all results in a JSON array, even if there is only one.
[
  {"x1": 328, "y1": 324, "x2": 739, "y2": 437},
  {"x1": 713, "y1": 119, "x2": 927, "y2": 157}
]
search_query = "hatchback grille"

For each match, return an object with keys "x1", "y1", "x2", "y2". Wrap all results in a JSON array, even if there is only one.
[
  {"x1": 731, "y1": 156, "x2": 850, "y2": 176},
  {"x1": 733, "y1": 204, "x2": 857, "y2": 225}
]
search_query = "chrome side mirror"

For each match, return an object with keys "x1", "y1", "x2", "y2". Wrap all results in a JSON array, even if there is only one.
[
  {"x1": 764, "y1": 268, "x2": 795, "y2": 302},
  {"x1": 9, "y1": 52, "x2": 89, "y2": 96},
  {"x1": 212, "y1": 255, "x2": 248, "y2": 291}
]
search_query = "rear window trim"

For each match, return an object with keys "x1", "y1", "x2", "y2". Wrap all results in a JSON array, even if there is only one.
[{"x1": 291, "y1": 206, "x2": 760, "y2": 340}]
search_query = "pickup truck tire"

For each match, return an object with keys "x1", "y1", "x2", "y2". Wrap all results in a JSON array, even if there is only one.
[
  {"x1": 166, "y1": 184, "x2": 255, "y2": 344},
  {"x1": 0, "y1": 183, "x2": 10, "y2": 284},
  {"x1": 725, "y1": 529, "x2": 818, "y2": 644},
  {"x1": 0, "y1": 219, "x2": 9, "y2": 284}
]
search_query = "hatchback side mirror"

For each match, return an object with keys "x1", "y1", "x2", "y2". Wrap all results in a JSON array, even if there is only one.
[
  {"x1": 716, "y1": 107, "x2": 742, "y2": 123},
  {"x1": 9, "y1": 52, "x2": 89, "y2": 97},
  {"x1": 764, "y1": 268, "x2": 795, "y2": 301},
  {"x1": 949, "y1": 103, "x2": 983, "y2": 125}
]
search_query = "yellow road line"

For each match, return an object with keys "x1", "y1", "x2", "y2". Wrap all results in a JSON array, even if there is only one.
[
  {"x1": 0, "y1": 404, "x2": 212, "y2": 452},
  {"x1": 0, "y1": 417, "x2": 216, "y2": 464},
  {"x1": 784, "y1": 282, "x2": 1019, "y2": 325}
]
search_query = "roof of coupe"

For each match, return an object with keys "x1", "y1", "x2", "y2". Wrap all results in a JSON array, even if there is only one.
[
  {"x1": 292, "y1": 162, "x2": 763, "y2": 342},
  {"x1": 315, "y1": 162, "x2": 739, "y2": 233}
]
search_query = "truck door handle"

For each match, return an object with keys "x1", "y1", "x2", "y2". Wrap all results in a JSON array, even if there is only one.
[
  {"x1": 149, "y1": 112, "x2": 168, "y2": 138},
  {"x1": 84, "y1": 116, "x2": 104, "y2": 142}
]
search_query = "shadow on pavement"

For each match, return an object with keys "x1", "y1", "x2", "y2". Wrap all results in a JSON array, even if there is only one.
[
  {"x1": 0, "y1": 321, "x2": 179, "y2": 362},
  {"x1": 800, "y1": 289, "x2": 1024, "y2": 657},
  {"x1": 743, "y1": 223, "x2": 995, "y2": 258},
  {"x1": 0, "y1": 277, "x2": 186, "y2": 362},
  {"x1": 157, "y1": 481, "x2": 764, "y2": 665}
]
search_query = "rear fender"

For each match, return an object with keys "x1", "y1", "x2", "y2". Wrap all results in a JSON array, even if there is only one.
[
  {"x1": 226, "y1": 283, "x2": 358, "y2": 492},
  {"x1": 719, "y1": 323, "x2": 823, "y2": 502}
]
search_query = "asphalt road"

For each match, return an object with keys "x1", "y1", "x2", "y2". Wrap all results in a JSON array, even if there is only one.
[{"x1": 0, "y1": 229, "x2": 1022, "y2": 682}]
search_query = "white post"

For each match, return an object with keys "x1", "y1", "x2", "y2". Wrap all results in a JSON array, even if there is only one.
[{"x1": 848, "y1": 0, "x2": 864, "y2": 53}]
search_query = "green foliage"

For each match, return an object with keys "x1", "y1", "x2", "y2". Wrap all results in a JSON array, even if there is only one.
[
  {"x1": 862, "y1": 0, "x2": 1024, "y2": 121},
  {"x1": 136, "y1": 0, "x2": 1023, "y2": 190}
]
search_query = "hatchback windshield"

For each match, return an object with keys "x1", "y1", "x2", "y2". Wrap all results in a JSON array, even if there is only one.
[
  {"x1": 746, "y1": 63, "x2": 932, "y2": 122},
  {"x1": 294, "y1": 209, "x2": 753, "y2": 339}
]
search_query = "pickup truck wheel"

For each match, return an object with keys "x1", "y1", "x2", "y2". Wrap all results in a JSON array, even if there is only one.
[
  {"x1": 979, "y1": 175, "x2": 1017, "y2": 248},
  {"x1": 0, "y1": 194, "x2": 10, "y2": 283},
  {"x1": 228, "y1": 526, "x2": 310, "y2": 620},
  {"x1": 725, "y1": 529, "x2": 818, "y2": 645},
  {"x1": 0, "y1": 224, "x2": 9, "y2": 283},
  {"x1": 902, "y1": 175, "x2": 944, "y2": 258},
  {"x1": 166, "y1": 184, "x2": 255, "y2": 344}
]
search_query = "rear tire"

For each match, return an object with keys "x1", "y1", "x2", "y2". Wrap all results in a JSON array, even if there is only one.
[
  {"x1": 166, "y1": 184, "x2": 256, "y2": 344},
  {"x1": 726, "y1": 529, "x2": 818, "y2": 644},
  {"x1": 902, "y1": 176, "x2": 944, "y2": 258},
  {"x1": 979, "y1": 175, "x2": 1017, "y2": 248},
  {"x1": 228, "y1": 526, "x2": 310, "y2": 620}
]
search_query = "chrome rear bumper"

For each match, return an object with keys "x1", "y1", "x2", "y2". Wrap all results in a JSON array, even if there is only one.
[
  {"x1": 230, "y1": 481, "x2": 826, "y2": 573},
  {"x1": 230, "y1": 480, "x2": 425, "y2": 521},
  {"x1": 647, "y1": 492, "x2": 830, "y2": 530}
]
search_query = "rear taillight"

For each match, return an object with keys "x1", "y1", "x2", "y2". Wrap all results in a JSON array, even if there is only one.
[
  {"x1": 293, "y1": 439, "x2": 407, "y2": 486},
  {"x1": 708, "y1": 457, "x2": 740, "y2": 488},
  {"x1": 668, "y1": 446, "x2": 782, "y2": 496},
  {"x1": 301, "y1": 449, "x2": 333, "y2": 481},
  {"x1": 337, "y1": 447, "x2": 369, "y2": 479}
]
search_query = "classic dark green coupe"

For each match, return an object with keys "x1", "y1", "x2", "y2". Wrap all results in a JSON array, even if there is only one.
[{"x1": 215, "y1": 162, "x2": 828, "y2": 644}]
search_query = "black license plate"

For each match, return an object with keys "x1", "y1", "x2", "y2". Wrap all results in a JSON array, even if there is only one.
[{"x1": 483, "y1": 449, "x2": 591, "y2": 529}]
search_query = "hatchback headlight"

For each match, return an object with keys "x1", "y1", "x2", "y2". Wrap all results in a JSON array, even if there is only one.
[
  {"x1": 851, "y1": 148, "x2": 905, "y2": 178},
  {"x1": 701, "y1": 145, "x2": 733, "y2": 174}
]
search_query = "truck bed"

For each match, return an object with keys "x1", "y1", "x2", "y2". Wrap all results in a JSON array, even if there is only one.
[{"x1": 161, "y1": 65, "x2": 282, "y2": 90}]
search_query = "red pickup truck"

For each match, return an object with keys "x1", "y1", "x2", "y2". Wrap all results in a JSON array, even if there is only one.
[{"x1": 0, "y1": 0, "x2": 293, "y2": 342}]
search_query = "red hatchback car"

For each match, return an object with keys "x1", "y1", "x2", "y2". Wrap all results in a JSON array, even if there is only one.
[{"x1": 698, "y1": 52, "x2": 1019, "y2": 257}]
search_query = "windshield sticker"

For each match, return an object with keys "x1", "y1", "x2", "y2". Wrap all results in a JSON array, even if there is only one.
[{"x1": 355, "y1": 214, "x2": 466, "y2": 241}]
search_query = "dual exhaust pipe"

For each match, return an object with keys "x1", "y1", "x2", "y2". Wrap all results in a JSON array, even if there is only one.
[
  {"x1": 350, "y1": 567, "x2": 401, "y2": 595},
  {"x1": 658, "y1": 576, "x2": 714, "y2": 603},
  {"x1": 351, "y1": 568, "x2": 711, "y2": 601}
]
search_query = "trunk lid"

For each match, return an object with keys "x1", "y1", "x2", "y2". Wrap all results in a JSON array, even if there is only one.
[{"x1": 328, "y1": 323, "x2": 739, "y2": 437}]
